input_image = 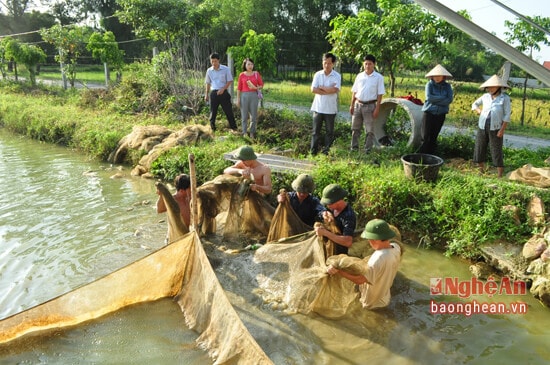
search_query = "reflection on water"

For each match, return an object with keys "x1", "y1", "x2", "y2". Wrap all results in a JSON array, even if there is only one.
[{"x1": 0, "y1": 128, "x2": 548, "y2": 364}]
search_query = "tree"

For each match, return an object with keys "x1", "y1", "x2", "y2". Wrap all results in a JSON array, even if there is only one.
[
  {"x1": 40, "y1": 24, "x2": 92, "y2": 88},
  {"x1": 115, "y1": 0, "x2": 193, "y2": 47},
  {"x1": 505, "y1": 16, "x2": 550, "y2": 126},
  {"x1": 3, "y1": 0, "x2": 31, "y2": 17},
  {"x1": 228, "y1": 30, "x2": 277, "y2": 77},
  {"x1": 87, "y1": 30, "x2": 125, "y2": 83},
  {"x1": 328, "y1": 0, "x2": 436, "y2": 96},
  {"x1": 3, "y1": 37, "x2": 46, "y2": 86},
  {"x1": 0, "y1": 37, "x2": 12, "y2": 79}
]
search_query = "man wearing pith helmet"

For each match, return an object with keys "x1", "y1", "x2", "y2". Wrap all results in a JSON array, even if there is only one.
[
  {"x1": 224, "y1": 145, "x2": 272, "y2": 194},
  {"x1": 315, "y1": 183, "x2": 356, "y2": 255},
  {"x1": 327, "y1": 218, "x2": 402, "y2": 309},
  {"x1": 277, "y1": 174, "x2": 326, "y2": 227}
]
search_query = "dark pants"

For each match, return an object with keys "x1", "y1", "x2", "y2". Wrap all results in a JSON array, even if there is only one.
[
  {"x1": 418, "y1": 112, "x2": 446, "y2": 155},
  {"x1": 474, "y1": 119, "x2": 504, "y2": 167},
  {"x1": 310, "y1": 112, "x2": 336, "y2": 155},
  {"x1": 209, "y1": 90, "x2": 237, "y2": 131}
]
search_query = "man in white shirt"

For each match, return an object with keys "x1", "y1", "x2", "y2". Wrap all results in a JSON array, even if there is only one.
[
  {"x1": 349, "y1": 54, "x2": 385, "y2": 152},
  {"x1": 205, "y1": 52, "x2": 238, "y2": 133},
  {"x1": 310, "y1": 53, "x2": 341, "y2": 155},
  {"x1": 327, "y1": 219, "x2": 401, "y2": 309}
]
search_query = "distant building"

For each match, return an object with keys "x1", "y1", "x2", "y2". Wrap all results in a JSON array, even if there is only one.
[{"x1": 544, "y1": 61, "x2": 550, "y2": 71}]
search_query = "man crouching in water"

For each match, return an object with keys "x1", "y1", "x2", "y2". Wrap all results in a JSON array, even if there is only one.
[
  {"x1": 327, "y1": 219, "x2": 401, "y2": 309},
  {"x1": 224, "y1": 145, "x2": 272, "y2": 195},
  {"x1": 156, "y1": 173, "x2": 191, "y2": 228}
]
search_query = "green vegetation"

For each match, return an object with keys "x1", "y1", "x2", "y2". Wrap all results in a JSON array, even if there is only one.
[{"x1": 1, "y1": 64, "x2": 550, "y2": 260}]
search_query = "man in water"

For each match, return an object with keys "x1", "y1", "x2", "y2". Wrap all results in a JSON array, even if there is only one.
[
  {"x1": 327, "y1": 219, "x2": 401, "y2": 309},
  {"x1": 314, "y1": 183, "x2": 356, "y2": 255},
  {"x1": 224, "y1": 145, "x2": 272, "y2": 195},
  {"x1": 277, "y1": 174, "x2": 325, "y2": 227},
  {"x1": 156, "y1": 173, "x2": 191, "y2": 228}
]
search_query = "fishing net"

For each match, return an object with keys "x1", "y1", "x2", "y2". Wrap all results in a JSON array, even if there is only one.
[
  {"x1": 254, "y1": 232, "x2": 358, "y2": 318},
  {"x1": 507, "y1": 164, "x2": 550, "y2": 188},
  {"x1": 266, "y1": 191, "x2": 312, "y2": 243},
  {"x1": 255, "y1": 203, "x2": 404, "y2": 319},
  {"x1": 0, "y1": 182, "x2": 274, "y2": 365},
  {"x1": 197, "y1": 174, "x2": 274, "y2": 239}
]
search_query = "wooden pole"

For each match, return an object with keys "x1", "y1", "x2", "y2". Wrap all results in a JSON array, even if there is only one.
[{"x1": 188, "y1": 153, "x2": 199, "y2": 231}]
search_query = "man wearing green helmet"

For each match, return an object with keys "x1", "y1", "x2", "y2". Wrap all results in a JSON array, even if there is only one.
[
  {"x1": 223, "y1": 145, "x2": 272, "y2": 194},
  {"x1": 327, "y1": 218, "x2": 402, "y2": 309},
  {"x1": 315, "y1": 183, "x2": 357, "y2": 255},
  {"x1": 277, "y1": 174, "x2": 326, "y2": 227}
]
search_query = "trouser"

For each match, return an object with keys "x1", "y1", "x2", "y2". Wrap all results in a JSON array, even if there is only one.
[
  {"x1": 310, "y1": 112, "x2": 336, "y2": 154},
  {"x1": 351, "y1": 102, "x2": 375, "y2": 150},
  {"x1": 418, "y1": 112, "x2": 446, "y2": 155},
  {"x1": 473, "y1": 119, "x2": 504, "y2": 167},
  {"x1": 240, "y1": 91, "x2": 259, "y2": 135},
  {"x1": 209, "y1": 89, "x2": 237, "y2": 131}
]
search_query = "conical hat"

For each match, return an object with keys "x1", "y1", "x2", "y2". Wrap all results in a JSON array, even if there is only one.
[
  {"x1": 425, "y1": 64, "x2": 453, "y2": 78},
  {"x1": 479, "y1": 74, "x2": 509, "y2": 89}
]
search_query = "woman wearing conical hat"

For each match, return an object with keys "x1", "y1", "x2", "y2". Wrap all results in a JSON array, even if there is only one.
[
  {"x1": 472, "y1": 75, "x2": 511, "y2": 178},
  {"x1": 418, "y1": 64, "x2": 454, "y2": 155}
]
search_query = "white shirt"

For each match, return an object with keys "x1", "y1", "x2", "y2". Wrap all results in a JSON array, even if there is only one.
[
  {"x1": 351, "y1": 70, "x2": 385, "y2": 102},
  {"x1": 359, "y1": 242, "x2": 401, "y2": 309},
  {"x1": 205, "y1": 64, "x2": 233, "y2": 90},
  {"x1": 472, "y1": 92, "x2": 511, "y2": 130},
  {"x1": 310, "y1": 69, "x2": 341, "y2": 114}
]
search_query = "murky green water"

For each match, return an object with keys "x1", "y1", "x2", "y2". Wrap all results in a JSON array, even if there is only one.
[{"x1": 0, "y1": 128, "x2": 548, "y2": 364}]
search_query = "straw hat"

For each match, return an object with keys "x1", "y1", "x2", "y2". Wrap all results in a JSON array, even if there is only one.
[
  {"x1": 425, "y1": 64, "x2": 453, "y2": 79},
  {"x1": 479, "y1": 75, "x2": 509, "y2": 90}
]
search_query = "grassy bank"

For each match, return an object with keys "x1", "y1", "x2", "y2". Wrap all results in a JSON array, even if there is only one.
[{"x1": 1, "y1": 77, "x2": 549, "y2": 260}]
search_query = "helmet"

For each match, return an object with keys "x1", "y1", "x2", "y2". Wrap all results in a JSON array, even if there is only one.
[
  {"x1": 321, "y1": 184, "x2": 348, "y2": 205},
  {"x1": 234, "y1": 145, "x2": 257, "y2": 161},
  {"x1": 291, "y1": 174, "x2": 315, "y2": 194},
  {"x1": 361, "y1": 219, "x2": 396, "y2": 240}
]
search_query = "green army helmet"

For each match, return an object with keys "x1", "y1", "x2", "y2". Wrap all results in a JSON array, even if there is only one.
[
  {"x1": 320, "y1": 183, "x2": 348, "y2": 205},
  {"x1": 234, "y1": 145, "x2": 257, "y2": 161},
  {"x1": 361, "y1": 219, "x2": 396, "y2": 240},
  {"x1": 291, "y1": 174, "x2": 315, "y2": 194}
]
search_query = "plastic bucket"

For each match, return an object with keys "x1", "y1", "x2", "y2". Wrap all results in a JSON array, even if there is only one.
[{"x1": 401, "y1": 153, "x2": 444, "y2": 182}]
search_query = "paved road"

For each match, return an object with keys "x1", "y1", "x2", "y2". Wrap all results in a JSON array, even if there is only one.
[{"x1": 441, "y1": 125, "x2": 550, "y2": 150}]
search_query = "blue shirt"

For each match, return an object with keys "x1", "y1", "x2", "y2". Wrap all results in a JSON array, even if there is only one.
[
  {"x1": 288, "y1": 192, "x2": 326, "y2": 227},
  {"x1": 422, "y1": 79, "x2": 453, "y2": 115},
  {"x1": 205, "y1": 64, "x2": 233, "y2": 90},
  {"x1": 333, "y1": 203, "x2": 356, "y2": 255}
]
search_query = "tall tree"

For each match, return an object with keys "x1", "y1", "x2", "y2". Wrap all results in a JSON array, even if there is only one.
[
  {"x1": 4, "y1": 0, "x2": 32, "y2": 17},
  {"x1": 228, "y1": 30, "x2": 277, "y2": 76},
  {"x1": 87, "y1": 30, "x2": 125, "y2": 83},
  {"x1": 505, "y1": 16, "x2": 550, "y2": 125},
  {"x1": 40, "y1": 24, "x2": 92, "y2": 88},
  {"x1": 328, "y1": 0, "x2": 436, "y2": 96},
  {"x1": 3, "y1": 37, "x2": 46, "y2": 85},
  {"x1": 115, "y1": 0, "x2": 192, "y2": 47}
]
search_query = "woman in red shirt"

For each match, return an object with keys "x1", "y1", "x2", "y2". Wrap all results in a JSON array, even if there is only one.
[{"x1": 236, "y1": 58, "x2": 263, "y2": 139}]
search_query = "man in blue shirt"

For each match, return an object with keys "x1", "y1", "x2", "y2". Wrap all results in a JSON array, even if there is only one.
[
  {"x1": 277, "y1": 174, "x2": 326, "y2": 227},
  {"x1": 315, "y1": 184, "x2": 356, "y2": 255},
  {"x1": 205, "y1": 53, "x2": 238, "y2": 132}
]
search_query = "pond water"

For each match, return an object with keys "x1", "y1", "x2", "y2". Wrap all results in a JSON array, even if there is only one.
[{"x1": 0, "y1": 128, "x2": 548, "y2": 364}]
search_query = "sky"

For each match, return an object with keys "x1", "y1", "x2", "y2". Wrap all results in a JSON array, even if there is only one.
[{"x1": 436, "y1": 0, "x2": 550, "y2": 63}]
